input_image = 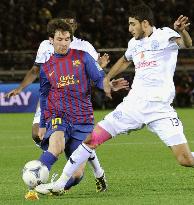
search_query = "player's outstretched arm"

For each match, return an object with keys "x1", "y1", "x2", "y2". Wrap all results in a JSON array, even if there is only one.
[
  {"x1": 174, "y1": 15, "x2": 192, "y2": 48},
  {"x1": 103, "y1": 56, "x2": 131, "y2": 99},
  {"x1": 110, "y1": 78, "x2": 129, "y2": 92},
  {"x1": 98, "y1": 53, "x2": 110, "y2": 68},
  {"x1": 5, "y1": 65, "x2": 40, "y2": 98}
]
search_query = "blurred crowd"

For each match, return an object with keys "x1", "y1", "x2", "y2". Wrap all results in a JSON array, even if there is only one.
[
  {"x1": 0, "y1": 0, "x2": 194, "y2": 108},
  {"x1": 0, "y1": 0, "x2": 194, "y2": 50}
]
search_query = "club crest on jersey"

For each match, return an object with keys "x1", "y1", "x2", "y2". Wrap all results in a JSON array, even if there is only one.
[
  {"x1": 113, "y1": 111, "x2": 122, "y2": 120},
  {"x1": 72, "y1": 60, "x2": 81, "y2": 67},
  {"x1": 151, "y1": 40, "x2": 159, "y2": 50}
]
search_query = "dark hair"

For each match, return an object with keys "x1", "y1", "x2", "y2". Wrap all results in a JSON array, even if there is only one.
[
  {"x1": 129, "y1": 4, "x2": 154, "y2": 26},
  {"x1": 47, "y1": 18, "x2": 73, "y2": 40},
  {"x1": 54, "y1": 10, "x2": 77, "y2": 21}
]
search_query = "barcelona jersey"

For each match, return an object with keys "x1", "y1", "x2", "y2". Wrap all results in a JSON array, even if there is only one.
[{"x1": 39, "y1": 49, "x2": 104, "y2": 127}]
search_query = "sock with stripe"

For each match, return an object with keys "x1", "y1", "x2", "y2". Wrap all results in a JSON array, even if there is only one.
[
  {"x1": 39, "y1": 151, "x2": 58, "y2": 171},
  {"x1": 53, "y1": 143, "x2": 92, "y2": 190}
]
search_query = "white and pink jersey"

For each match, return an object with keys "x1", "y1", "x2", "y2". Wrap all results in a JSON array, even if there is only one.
[
  {"x1": 125, "y1": 27, "x2": 180, "y2": 102},
  {"x1": 35, "y1": 36, "x2": 99, "y2": 64}
]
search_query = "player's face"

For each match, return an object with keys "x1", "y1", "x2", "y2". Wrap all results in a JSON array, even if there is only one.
[
  {"x1": 52, "y1": 30, "x2": 71, "y2": 54},
  {"x1": 64, "y1": 18, "x2": 77, "y2": 33},
  {"x1": 128, "y1": 17, "x2": 145, "y2": 40}
]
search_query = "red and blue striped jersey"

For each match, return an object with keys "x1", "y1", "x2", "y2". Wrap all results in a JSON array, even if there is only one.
[{"x1": 39, "y1": 49, "x2": 104, "y2": 127}]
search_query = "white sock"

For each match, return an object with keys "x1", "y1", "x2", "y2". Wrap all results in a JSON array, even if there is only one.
[
  {"x1": 191, "y1": 152, "x2": 194, "y2": 158},
  {"x1": 54, "y1": 143, "x2": 93, "y2": 189},
  {"x1": 88, "y1": 151, "x2": 104, "y2": 178}
]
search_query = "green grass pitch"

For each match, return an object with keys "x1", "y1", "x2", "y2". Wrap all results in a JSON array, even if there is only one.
[{"x1": 0, "y1": 109, "x2": 194, "y2": 205}]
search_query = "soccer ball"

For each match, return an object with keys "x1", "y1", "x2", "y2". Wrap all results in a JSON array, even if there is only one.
[{"x1": 22, "y1": 160, "x2": 49, "y2": 188}]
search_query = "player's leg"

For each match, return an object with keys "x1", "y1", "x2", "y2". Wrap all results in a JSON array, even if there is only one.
[
  {"x1": 148, "y1": 116, "x2": 194, "y2": 167},
  {"x1": 79, "y1": 125, "x2": 107, "y2": 192},
  {"x1": 39, "y1": 130, "x2": 65, "y2": 171},
  {"x1": 32, "y1": 123, "x2": 41, "y2": 145},
  {"x1": 88, "y1": 151, "x2": 107, "y2": 192},
  {"x1": 32, "y1": 102, "x2": 41, "y2": 146},
  {"x1": 35, "y1": 130, "x2": 66, "y2": 194},
  {"x1": 63, "y1": 138, "x2": 86, "y2": 191},
  {"x1": 41, "y1": 126, "x2": 111, "y2": 192},
  {"x1": 64, "y1": 135, "x2": 107, "y2": 192}
]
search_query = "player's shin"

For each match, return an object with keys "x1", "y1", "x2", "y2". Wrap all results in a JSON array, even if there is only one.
[
  {"x1": 87, "y1": 125, "x2": 111, "y2": 177},
  {"x1": 88, "y1": 151, "x2": 104, "y2": 178},
  {"x1": 53, "y1": 143, "x2": 92, "y2": 190}
]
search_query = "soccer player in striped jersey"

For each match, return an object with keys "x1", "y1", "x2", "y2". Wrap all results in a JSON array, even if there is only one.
[
  {"x1": 35, "y1": 18, "x2": 128, "y2": 195},
  {"x1": 5, "y1": 11, "x2": 110, "y2": 146}
]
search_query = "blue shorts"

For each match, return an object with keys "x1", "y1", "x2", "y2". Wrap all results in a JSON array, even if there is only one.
[{"x1": 40, "y1": 117, "x2": 94, "y2": 158}]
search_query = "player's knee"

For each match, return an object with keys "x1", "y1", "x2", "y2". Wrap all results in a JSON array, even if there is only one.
[
  {"x1": 85, "y1": 125, "x2": 111, "y2": 149},
  {"x1": 32, "y1": 123, "x2": 41, "y2": 144},
  {"x1": 53, "y1": 143, "x2": 65, "y2": 155},
  {"x1": 48, "y1": 132, "x2": 65, "y2": 155},
  {"x1": 84, "y1": 134, "x2": 94, "y2": 147},
  {"x1": 48, "y1": 140, "x2": 65, "y2": 156}
]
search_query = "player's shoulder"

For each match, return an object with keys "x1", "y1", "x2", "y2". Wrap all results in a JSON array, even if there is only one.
[
  {"x1": 38, "y1": 40, "x2": 52, "y2": 49},
  {"x1": 154, "y1": 27, "x2": 180, "y2": 41},
  {"x1": 155, "y1": 27, "x2": 178, "y2": 35},
  {"x1": 37, "y1": 40, "x2": 54, "y2": 56},
  {"x1": 71, "y1": 36, "x2": 95, "y2": 49},
  {"x1": 71, "y1": 36, "x2": 98, "y2": 60}
]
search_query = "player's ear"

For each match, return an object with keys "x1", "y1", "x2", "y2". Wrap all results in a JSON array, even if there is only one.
[
  {"x1": 49, "y1": 37, "x2": 54, "y2": 45},
  {"x1": 142, "y1": 20, "x2": 149, "y2": 29}
]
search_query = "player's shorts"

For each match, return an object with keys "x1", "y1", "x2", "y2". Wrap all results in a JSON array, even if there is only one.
[
  {"x1": 33, "y1": 105, "x2": 41, "y2": 124},
  {"x1": 40, "y1": 116, "x2": 94, "y2": 156},
  {"x1": 98, "y1": 94, "x2": 187, "y2": 147}
]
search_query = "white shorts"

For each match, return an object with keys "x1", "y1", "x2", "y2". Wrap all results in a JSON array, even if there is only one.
[
  {"x1": 32, "y1": 103, "x2": 41, "y2": 124},
  {"x1": 98, "y1": 95, "x2": 187, "y2": 146}
]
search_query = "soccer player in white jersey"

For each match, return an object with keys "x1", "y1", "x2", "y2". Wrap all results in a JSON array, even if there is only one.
[
  {"x1": 35, "y1": 4, "x2": 194, "y2": 194},
  {"x1": 5, "y1": 12, "x2": 129, "y2": 193}
]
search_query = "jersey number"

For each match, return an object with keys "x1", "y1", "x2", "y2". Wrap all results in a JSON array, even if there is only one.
[
  {"x1": 170, "y1": 118, "x2": 179, "y2": 127},
  {"x1": 52, "y1": 118, "x2": 62, "y2": 129}
]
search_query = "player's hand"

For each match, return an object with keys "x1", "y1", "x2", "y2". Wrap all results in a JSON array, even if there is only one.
[
  {"x1": 98, "y1": 53, "x2": 110, "y2": 69},
  {"x1": 4, "y1": 87, "x2": 23, "y2": 98},
  {"x1": 103, "y1": 77, "x2": 112, "y2": 99},
  {"x1": 110, "y1": 78, "x2": 129, "y2": 92},
  {"x1": 38, "y1": 128, "x2": 46, "y2": 140},
  {"x1": 174, "y1": 15, "x2": 190, "y2": 32}
]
